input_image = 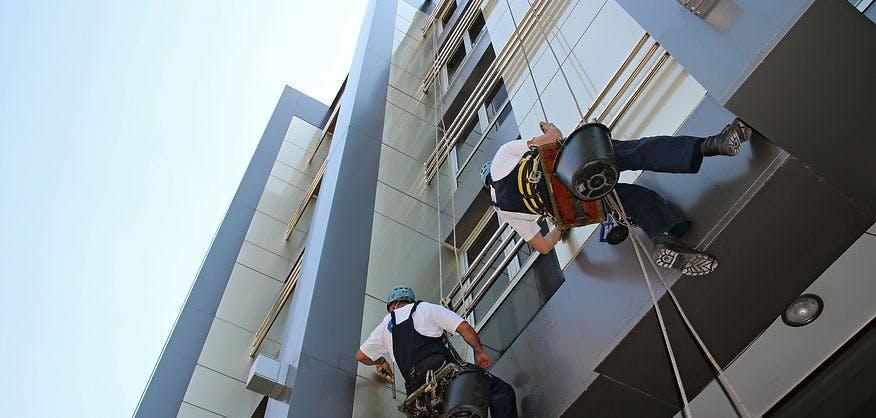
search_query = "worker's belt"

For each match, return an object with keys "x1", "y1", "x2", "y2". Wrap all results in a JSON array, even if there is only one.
[{"x1": 516, "y1": 151, "x2": 550, "y2": 216}]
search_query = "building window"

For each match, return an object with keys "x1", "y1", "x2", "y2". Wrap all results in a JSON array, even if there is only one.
[
  {"x1": 445, "y1": 45, "x2": 466, "y2": 83},
  {"x1": 484, "y1": 83, "x2": 509, "y2": 125},
  {"x1": 469, "y1": 13, "x2": 486, "y2": 44}
]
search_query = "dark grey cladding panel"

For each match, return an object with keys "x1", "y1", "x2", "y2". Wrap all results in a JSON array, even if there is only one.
[
  {"x1": 134, "y1": 86, "x2": 329, "y2": 418},
  {"x1": 561, "y1": 375, "x2": 679, "y2": 418},
  {"x1": 725, "y1": 0, "x2": 876, "y2": 211},
  {"x1": 595, "y1": 156, "x2": 874, "y2": 407}
]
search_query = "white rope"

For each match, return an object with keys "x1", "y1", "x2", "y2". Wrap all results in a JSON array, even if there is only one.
[
  {"x1": 628, "y1": 231, "x2": 752, "y2": 418},
  {"x1": 430, "y1": 22, "x2": 447, "y2": 301},
  {"x1": 608, "y1": 191, "x2": 692, "y2": 417},
  {"x1": 503, "y1": 0, "x2": 548, "y2": 122},
  {"x1": 524, "y1": 0, "x2": 585, "y2": 119}
]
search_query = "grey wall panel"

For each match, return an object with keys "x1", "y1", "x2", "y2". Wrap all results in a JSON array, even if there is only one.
[
  {"x1": 561, "y1": 375, "x2": 679, "y2": 417},
  {"x1": 134, "y1": 86, "x2": 329, "y2": 418},
  {"x1": 277, "y1": 0, "x2": 397, "y2": 417},
  {"x1": 596, "y1": 156, "x2": 874, "y2": 408},
  {"x1": 613, "y1": 0, "x2": 814, "y2": 104},
  {"x1": 725, "y1": 0, "x2": 876, "y2": 211}
]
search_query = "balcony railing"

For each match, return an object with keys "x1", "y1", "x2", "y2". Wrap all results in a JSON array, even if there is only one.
[{"x1": 421, "y1": 0, "x2": 485, "y2": 93}]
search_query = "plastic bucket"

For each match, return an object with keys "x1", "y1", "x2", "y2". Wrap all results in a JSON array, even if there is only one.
[
  {"x1": 555, "y1": 123, "x2": 618, "y2": 201},
  {"x1": 443, "y1": 369, "x2": 491, "y2": 418}
]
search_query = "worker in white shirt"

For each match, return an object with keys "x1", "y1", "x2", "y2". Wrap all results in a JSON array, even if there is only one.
[
  {"x1": 481, "y1": 119, "x2": 752, "y2": 276},
  {"x1": 356, "y1": 285, "x2": 518, "y2": 417}
]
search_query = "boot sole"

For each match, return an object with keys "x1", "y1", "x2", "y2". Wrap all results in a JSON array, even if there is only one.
[{"x1": 653, "y1": 246, "x2": 718, "y2": 276}]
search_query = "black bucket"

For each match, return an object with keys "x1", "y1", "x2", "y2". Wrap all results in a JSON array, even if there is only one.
[
  {"x1": 443, "y1": 369, "x2": 491, "y2": 418},
  {"x1": 555, "y1": 123, "x2": 619, "y2": 201}
]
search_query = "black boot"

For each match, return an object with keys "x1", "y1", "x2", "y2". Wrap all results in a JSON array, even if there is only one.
[
  {"x1": 700, "y1": 118, "x2": 753, "y2": 157},
  {"x1": 652, "y1": 234, "x2": 718, "y2": 276}
]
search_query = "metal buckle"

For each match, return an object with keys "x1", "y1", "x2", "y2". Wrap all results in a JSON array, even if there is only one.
[{"x1": 527, "y1": 169, "x2": 542, "y2": 184}]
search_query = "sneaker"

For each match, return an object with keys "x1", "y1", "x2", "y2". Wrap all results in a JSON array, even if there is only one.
[
  {"x1": 701, "y1": 118, "x2": 753, "y2": 157},
  {"x1": 652, "y1": 234, "x2": 718, "y2": 276}
]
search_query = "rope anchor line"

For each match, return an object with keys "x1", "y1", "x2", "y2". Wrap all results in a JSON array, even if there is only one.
[{"x1": 606, "y1": 190, "x2": 752, "y2": 418}]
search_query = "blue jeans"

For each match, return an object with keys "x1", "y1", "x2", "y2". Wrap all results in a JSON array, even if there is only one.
[
  {"x1": 488, "y1": 375, "x2": 518, "y2": 418},
  {"x1": 611, "y1": 135, "x2": 703, "y2": 238}
]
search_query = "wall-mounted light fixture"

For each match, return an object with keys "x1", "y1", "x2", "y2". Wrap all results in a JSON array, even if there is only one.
[{"x1": 782, "y1": 294, "x2": 824, "y2": 327}]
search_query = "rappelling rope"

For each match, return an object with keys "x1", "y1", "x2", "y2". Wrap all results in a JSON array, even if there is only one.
[
  {"x1": 628, "y1": 231, "x2": 752, "y2": 418},
  {"x1": 503, "y1": 0, "x2": 548, "y2": 122},
  {"x1": 606, "y1": 190, "x2": 692, "y2": 417},
  {"x1": 524, "y1": 0, "x2": 584, "y2": 119}
]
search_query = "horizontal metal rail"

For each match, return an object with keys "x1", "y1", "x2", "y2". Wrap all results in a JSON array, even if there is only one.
[
  {"x1": 306, "y1": 103, "x2": 340, "y2": 164},
  {"x1": 423, "y1": 0, "x2": 552, "y2": 183},
  {"x1": 581, "y1": 33, "x2": 649, "y2": 123},
  {"x1": 452, "y1": 230, "x2": 517, "y2": 311},
  {"x1": 282, "y1": 101, "x2": 341, "y2": 240},
  {"x1": 474, "y1": 249, "x2": 541, "y2": 332},
  {"x1": 283, "y1": 156, "x2": 328, "y2": 240},
  {"x1": 609, "y1": 51, "x2": 670, "y2": 131},
  {"x1": 462, "y1": 237, "x2": 528, "y2": 318},
  {"x1": 421, "y1": 0, "x2": 484, "y2": 93},
  {"x1": 424, "y1": 0, "x2": 550, "y2": 177},
  {"x1": 421, "y1": 0, "x2": 456, "y2": 37},
  {"x1": 454, "y1": 98, "x2": 512, "y2": 178},
  {"x1": 597, "y1": 41, "x2": 660, "y2": 123},
  {"x1": 249, "y1": 248, "x2": 305, "y2": 356},
  {"x1": 446, "y1": 221, "x2": 509, "y2": 301}
]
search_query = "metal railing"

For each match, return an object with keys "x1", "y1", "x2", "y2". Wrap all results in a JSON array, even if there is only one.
[
  {"x1": 249, "y1": 248, "x2": 305, "y2": 356},
  {"x1": 420, "y1": 0, "x2": 457, "y2": 37},
  {"x1": 421, "y1": 0, "x2": 485, "y2": 93},
  {"x1": 423, "y1": 0, "x2": 553, "y2": 184},
  {"x1": 282, "y1": 103, "x2": 340, "y2": 241}
]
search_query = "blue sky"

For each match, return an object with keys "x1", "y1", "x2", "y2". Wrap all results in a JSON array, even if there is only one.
[{"x1": 0, "y1": 1, "x2": 366, "y2": 417}]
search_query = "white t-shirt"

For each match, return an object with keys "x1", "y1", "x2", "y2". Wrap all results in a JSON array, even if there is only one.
[
  {"x1": 359, "y1": 302, "x2": 465, "y2": 365},
  {"x1": 489, "y1": 139, "x2": 544, "y2": 241}
]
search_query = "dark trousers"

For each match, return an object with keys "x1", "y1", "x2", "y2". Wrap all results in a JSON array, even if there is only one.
[
  {"x1": 611, "y1": 135, "x2": 703, "y2": 238},
  {"x1": 487, "y1": 374, "x2": 518, "y2": 418}
]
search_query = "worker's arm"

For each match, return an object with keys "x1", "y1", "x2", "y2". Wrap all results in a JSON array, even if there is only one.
[
  {"x1": 455, "y1": 321, "x2": 492, "y2": 370},
  {"x1": 356, "y1": 350, "x2": 394, "y2": 379},
  {"x1": 527, "y1": 227, "x2": 563, "y2": 254},
  {"x1": 527, "y1": 122, "x2": 563, "y2": 147}
]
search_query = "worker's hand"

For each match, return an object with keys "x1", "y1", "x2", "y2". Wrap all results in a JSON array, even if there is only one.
[
  {"x1": 376, "y1": 359, "x2": 394, "y2": 381},
  {"x1": 474, "y1": 349, "x2": 492, "y2": 370},
  {"x1": 539, "y1": 121, "x2": 558, "y2": 134}
]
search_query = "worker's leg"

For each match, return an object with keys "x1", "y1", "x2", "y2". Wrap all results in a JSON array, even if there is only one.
[
  {"x1": 488, "y1": 375, "x2": 518, "y2": 418},
  {"x1": 612, "y1": 135, "x2": 703, "y2": 174},
  {"x1": 614, "y1": 183, "x2": 691, "y2": 238},
  {"x1": 615, "y1": 183, "x2": 717, "y2": 275},
  {"x1": 611, "y1": 119, "x2": 753, "y2": 174}
]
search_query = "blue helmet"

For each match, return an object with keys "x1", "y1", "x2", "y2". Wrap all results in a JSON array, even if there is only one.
[
  {"x1": 480, "y1": 161, "x2": 493, "y2": 188},
  {"x1": 387, "y1": 285, "x2": 415, "y2": 311}
]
